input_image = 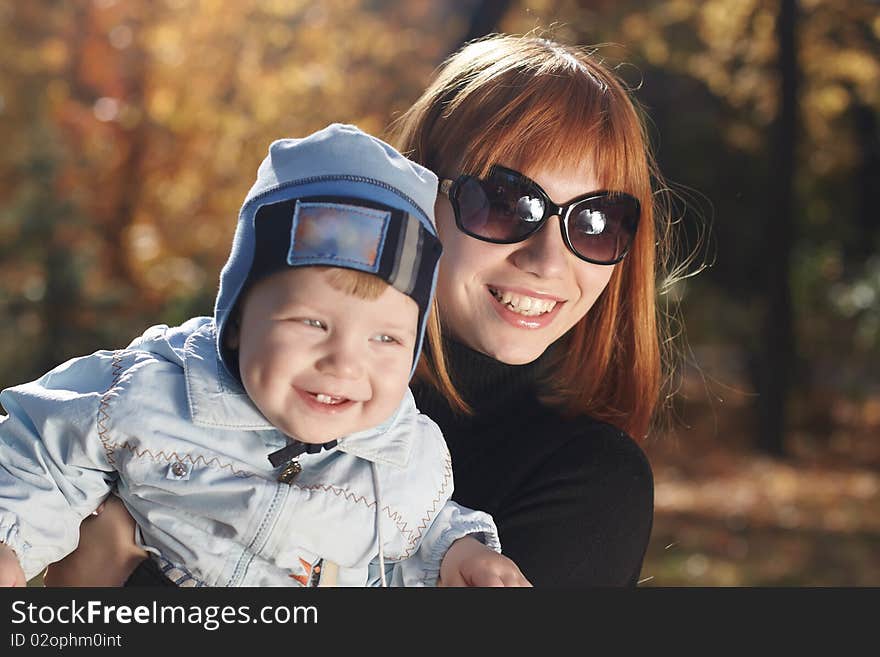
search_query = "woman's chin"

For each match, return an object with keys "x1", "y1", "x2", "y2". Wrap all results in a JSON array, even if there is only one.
[{"x1": 477, "y1": 335, "x2": 552, "y2": 366}]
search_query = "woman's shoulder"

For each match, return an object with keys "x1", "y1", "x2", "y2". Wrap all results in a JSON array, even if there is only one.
[
  {"x1": 532, "y1": 412, "x2": 654, "y2": 488},
  {"x1": 567, "y1": 416, "x2": 649, "y2": 460}
]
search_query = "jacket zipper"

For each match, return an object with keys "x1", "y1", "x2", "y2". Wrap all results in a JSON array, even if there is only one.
[{"x1": 226, "y1": 481, "x2": 290, "y2": 586}]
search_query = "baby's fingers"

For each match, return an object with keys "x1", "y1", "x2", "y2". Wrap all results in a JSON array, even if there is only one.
[
  {"x1": 0, "y1": 566, "x2": 26, "y2": 587},
  {"x1": 466, "y1": 570, "x2": 506, "y2": 587},
  {"x1": 0, "y1": 547, "x2": 26, "y2": 587},
  {"x1": 500, "y1": 568, "x2": 532, "y2": 587}
]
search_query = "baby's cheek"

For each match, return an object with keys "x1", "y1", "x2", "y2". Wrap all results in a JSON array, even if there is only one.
[{"x1": 371, "y1": 374, "x2": 411, "y2": 419}]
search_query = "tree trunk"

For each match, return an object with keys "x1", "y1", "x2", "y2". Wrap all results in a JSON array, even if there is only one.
[
  {"x1": 851, "y1": 104, "x2": 880, "y2": 265},
  {"x1": 448, "y1": 0, "x2": 513, "y2": 56},
  {"x1": 756, "y1": 0, "x2": 799, "y2": 457}
]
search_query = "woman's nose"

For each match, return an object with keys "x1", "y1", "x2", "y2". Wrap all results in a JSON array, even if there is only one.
[{"x1": 509, "y1": 216, "x2": 569, "y2": 279}]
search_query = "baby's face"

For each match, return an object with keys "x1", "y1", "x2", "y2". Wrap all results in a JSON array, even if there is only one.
[{"x1": 234, "y1": 267, "x2": 418, "y2": 443}]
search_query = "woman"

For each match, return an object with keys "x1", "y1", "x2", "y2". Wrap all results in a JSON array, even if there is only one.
[{"x1": 45, "y1": 34, "x2": 675, "y2": 587}]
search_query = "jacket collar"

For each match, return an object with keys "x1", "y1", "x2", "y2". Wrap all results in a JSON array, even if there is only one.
[{"x1": 183, "y1": 322, "x2": 413, "y2": 467}]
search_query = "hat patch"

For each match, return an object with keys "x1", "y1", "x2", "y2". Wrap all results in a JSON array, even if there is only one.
[{"x1": 288, "y1": 201, "x2": 390, "y2": 272}]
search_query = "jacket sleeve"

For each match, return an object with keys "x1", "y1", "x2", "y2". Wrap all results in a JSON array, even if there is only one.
[
  {"x1": 0, "y1": 351, "x2": 123, "y2": 579},
  {"x1": 390, "y1": 500, "x2": 501, "y2": 587}
]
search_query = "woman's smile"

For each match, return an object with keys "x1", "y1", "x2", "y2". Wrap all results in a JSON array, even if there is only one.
[{"x1": 485, "y1": 285, "x2": 566, "y2": 329}]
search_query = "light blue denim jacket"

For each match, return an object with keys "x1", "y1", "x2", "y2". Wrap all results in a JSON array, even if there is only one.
[
  {"x1": 0, "y1": 318, "x2": 500, "y2": 586},
  {"x1": 1, "y1": 125, "x2": 501, "y2": 586}
]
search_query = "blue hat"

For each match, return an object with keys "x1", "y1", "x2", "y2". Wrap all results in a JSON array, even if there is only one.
[{"x1": 214, "y1": 123, "x2": 441, "y2": 379}]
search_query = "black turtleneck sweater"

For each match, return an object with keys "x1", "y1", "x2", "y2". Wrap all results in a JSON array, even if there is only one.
[{"x1": 411, "y1": 339, "x2": 654, "y2": 587}]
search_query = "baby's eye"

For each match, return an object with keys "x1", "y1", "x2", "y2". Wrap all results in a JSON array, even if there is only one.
[
  {"x1": 371, "y1": 334, "x2": 400, "y2": 345},
  {"x1": 300, "y1": 318, "x2": 327, "y2": 329}
]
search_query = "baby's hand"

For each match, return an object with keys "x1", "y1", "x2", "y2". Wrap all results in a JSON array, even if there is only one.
[
  {"x1": 438, "y1": 536, "x2": 531, "y2": 587},
  {"x1": 0, "y1": 543, "x2": 26, "y2": 587}
]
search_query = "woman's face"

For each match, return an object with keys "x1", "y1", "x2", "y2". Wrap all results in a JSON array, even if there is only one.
[{"x1": 434, "y1": 162, "x2": 615, "y2": 364}]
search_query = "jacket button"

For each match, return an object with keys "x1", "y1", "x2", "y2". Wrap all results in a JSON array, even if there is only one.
[
  {"x1": 278, "y1": 460, "x2": 302, "y2": 484},
  {"x1": 171, "y1": 462, "x2": 188, "y2": 478}
]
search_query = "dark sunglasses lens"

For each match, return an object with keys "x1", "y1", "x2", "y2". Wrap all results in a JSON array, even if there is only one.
[
  {"x1": 567, "y1": 195, "x2": 639, "y2": 263},
  {"x1": 455, "y1": 176, "x2": 544, "y2": 242}
]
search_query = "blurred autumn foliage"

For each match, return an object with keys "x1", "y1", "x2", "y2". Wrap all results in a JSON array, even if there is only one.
[
  {"x1": 3, "y1": 0, "x2": 879, "y2": 585},
  {"x1": 0, "y1": 0, "x2": 466, "y2": 382}
]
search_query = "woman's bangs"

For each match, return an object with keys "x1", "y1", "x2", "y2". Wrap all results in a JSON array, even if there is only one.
[{"x1": 458, "y1": 74, "x2": 639, "y2": 196}]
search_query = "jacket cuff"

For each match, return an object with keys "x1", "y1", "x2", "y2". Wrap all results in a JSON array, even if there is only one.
[
  {"x1": 420, "y1": 512, "x2": 501, "y2": 586},
  {"x1": 0, "y1": 518, "x2": 32, "y2": 575}
]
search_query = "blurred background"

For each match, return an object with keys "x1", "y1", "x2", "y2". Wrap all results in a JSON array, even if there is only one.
[{"x1": 1, "y1": 0, "x2": 878, "y2": 586}]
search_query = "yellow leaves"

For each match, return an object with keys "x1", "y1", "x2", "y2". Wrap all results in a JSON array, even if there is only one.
[
  {"x1": 831, "y1": 50, "x2": 880, "y2": 87},
  {"x1": 251, "y1": 92, "x2": 282, "y2": 125},
  {"x1": 621, "y1": 13, "x2": 651, "y2": 41},
  {"x1": 45, "y1": 79, "x2": 69, "y2": 108},
  {"x1": 126, "y1": 222, "x2": 208, "y2": 297},
  {"x1": 143, "y1": 256, "x2": 206, "y2": 296},
  {"x1": 266, "y1": 23, "x2": 294, "y2": 48},
  {"x1": 815, "y1": 50, "x2": 880, "y2": 107},
  {"x1": 194, "y1": 222, "x2": 224, "y2": 252},
  {"x1": 659, "y1": 0, "x2": 696, "y2": 23},
  {"x1": 39, "y1": 38, "x2": 68, "y2": 72},
  {"x1": 147, "y1": 23, "x2": 186, "y2": 67},
  {"x1": 515, "y1": 0, "x2": 560, "y2": 16},
  {"x1": 117, "y1": 104, "x2": 142, "y2": 130},
  {"x1": 263, "y1": 0, "x2": 308, "y2": 18},
  {"x1": 160, "y1": 169, "x2": 205, "y2": 218},
  {"x1": 109, "y1": 24, "x2": 134, "y2": 50},
  {"x1": 643, "y1": 37, "x2": 670, "y2": 66},
  {"x1": 696, "y1": 0, "x2": 758, "y2": 56},
  {"x1": 147, "y1": 87, "x2": 177, "y2": 122},
  {"x1": 126, "y1": 223, "x2": 161, "y2": 262},
  {"x1": 809, "y1": 84, "x2": 851, "y2": 120},
  {"x1": 723, "y1": 122, "x2": 762, "y2": 152},
  {"x1": 209, "y1": 133, "x2": 250, "y2": 179},
  {"x1": 687, "y1": 53, "x2": 730, "y2": 97}
]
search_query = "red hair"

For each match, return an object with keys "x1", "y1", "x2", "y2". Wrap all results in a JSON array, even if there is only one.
[{"x1": 389, "y1": 34, "x2": 676, "y2": 440}]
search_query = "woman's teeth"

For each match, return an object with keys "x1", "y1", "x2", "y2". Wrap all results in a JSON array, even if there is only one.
[
  {"x1": 490, "y1": 288, "x2": 557, "y2": 316},
  {"x1": 314, "y1": 393, "x2": 346, "y2": 405}
]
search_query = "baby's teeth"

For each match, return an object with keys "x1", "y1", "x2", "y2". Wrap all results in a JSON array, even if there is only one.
[{"x1": 316, "y1": 393, "x2": 339, "y2": 404}]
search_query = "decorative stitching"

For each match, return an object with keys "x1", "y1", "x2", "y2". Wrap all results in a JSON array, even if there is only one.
[
  {"x1": 291, "y1": 452, "x2": 453, "y2": 560},
  {"x1": 95, "y1": 349, "x2": 253, "y2": 478},
  {"x1": 94, "y1": 347, "x2": 452, "y2": 570},
  {"x1": 402, "y1": 452, "x2": 453, "y2": 559},
  {"x1": 244, "y1": 173, "x2": 431, "y2": 224},
  {"x1": 107, "y1": 443, "x2": 254, "y2": 478},
  {"x1": 96, "y1": 351, "x2": 126, "y2": 467}
]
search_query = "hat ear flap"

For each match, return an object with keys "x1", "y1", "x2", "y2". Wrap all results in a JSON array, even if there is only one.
[{"x1": 224, "y1": 313, "x2": 241, "y2": 350}]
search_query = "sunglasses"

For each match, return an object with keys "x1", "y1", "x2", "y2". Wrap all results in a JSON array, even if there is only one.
[{"x1": 439, "y1": 165, "x2": 640, "y2": 265}]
